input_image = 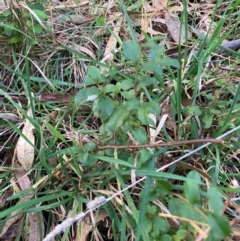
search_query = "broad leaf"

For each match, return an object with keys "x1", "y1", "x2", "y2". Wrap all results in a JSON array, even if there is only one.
[
  {"x1": 184, "y1": 170, "x2": 201, "y2": 205},
  {"x1": 122, "y1": 40, "x2": 141, "y2": 65},
  {"x1": 132, "y1": 127, "x2": 148, "y2": 144},
  {"x1": 208, "y1": 213, "x2": 230, "y2": 240},
  {"x1": 207, "y1": 188, "x2": 223, "y2": 214},
  {"x1": 105, "y1": 106, "x2": 130, "y2": 132},
  {"x1": 98, "y1": 96, "x2": 115, "y2": 121}
]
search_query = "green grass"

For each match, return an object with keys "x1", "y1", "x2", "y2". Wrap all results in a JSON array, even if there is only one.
[{"x1": 1, "y1": 0, "x2": 240, "y2": 240}]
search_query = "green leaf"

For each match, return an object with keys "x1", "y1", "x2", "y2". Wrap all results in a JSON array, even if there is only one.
[
  {"x1": 74, "y1": 88, "x2": 87, "y2": 105},
  {"x1": 168, "y1": 198, "x2": 202, "y2": 222},
  {"x1": 137, "y1": 107, "x2": 155, "y2": 126},
  {"x1": 97, "y1": 156, "x2": 134, "y2": 168},
  {"x1": 160, "y1": 234, "x2": 173, "y2": 241},
  {"x1": 176, "y1": 229, "x2": 187, "y2": 239},
  {"x1": 139, "y1": 148, "x2": 151, "y2": 164},
  {"x1": 83, "y1": 141, "x2": 97, "y2": 152},
  {"x1": 95, "y1": 16, "x2": 105, "y2": 26},
  {"x1": 86, "y1": 86, "x2": 100, "y2": 101},
  {"x1": 98, "y1": 96, "x2": 115, "y2": 121},
  {"x1": 2, "y1": 9, "x2": 11, "y2": 17},
  {"x1": 146, "y1": 205, "x2": 157, "y2": 214},
  {"x1": 151, "y1": 226, "x2": 160, "y2": 238},
  {"x1": 122, "y1": 40, "x2": 141, "y2": 65},
  {"x1": 85, "y1": 66, "x2": 101, "y2": 84},
  {"x1": 183, "y1": 105, "x2": 202, "y2": 116},
  {"x1": 202, "y1": 114, "x2": 213, "y2": 129},
  {"x1": 184, "y1": 170, "x2": 201, "y2": 205},
  {"x1": 124, "y1": 99, "x2": 140, "y2": 111},
  {"x1": 79, "y1": 153, "x2": 98, "y2": 167},
  {"x1": 145, "y1": 102, "x2": 161, "y2": 116},
  {"x1": 105, "y1": 106, "x2": 130, "y2": 132},
  {"x1": 121, "y1": 79, "x2": 135, "y2": 90},
  {"x1": 75, "y1": 87, "x2": 100, "y2": 105},
  {"x1": 143, "y1": 218, "x2": 152, "y2": 233},
  {"x1": 153, "y1": 216, "x2": 169, "y2": 233},
  {"x1": 207, "y1": 188, "x2": 223, "y2": 214},
  {"x1": 121, "y1": 90, "x2": 135, "y2": 100},
  {"x1": 132, "y1": 127, "x2": 148, "y2": 144},
  {"x1": 103, "y1": 84, "x2": 118, "y2": 93},
  {"x1": 45, "y1": 122, "x2": 67, "y2": 143},
  {"x1": 149, "y1": 44, "x2": 165, "y2": 60},
  {"x1": 208, "y1": 213, "x2": 230, "y2": 240},
  {"x1": 26, "y1": 20, "x2": 32, "y2": 27},
  {"x1": 210, "y1": 109, "x2": 221, "y2": 115},
  {"x1": 4, "y1": 23, "x2": 14, "y2": 36},
  {"x1": 33, "y1": 9, "x2": 49, "y2": 20},
  {"x1": 155, "y1": 179, "x2": 173, "y2": 195},
  {"x1": 158, "y1": 57, "x2": 180, "y2": 68},
  {"x1": 33, "y1": 24, "x2": 43, "y2": 34},
  {"x1": 141, "y1": 61, "x2": 163, "y2": 76},
  {"x1": 139, "y1": 76, "x2": 157, "y2": 87}
]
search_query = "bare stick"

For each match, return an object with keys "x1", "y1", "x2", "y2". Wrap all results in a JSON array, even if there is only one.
[{"x1": 97, "y1": 138, "x2": 224, "y2": 150}]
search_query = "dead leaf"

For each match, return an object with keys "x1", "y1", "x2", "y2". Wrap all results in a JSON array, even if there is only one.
[
  {"x1": 0, "y1": 190, "x2": 13, "y2": 209},
  {"x1": 148, "y1": 113, "x2": 157, "y2": 144},
  {"x1": 0, "y1": 210, "x2": 23, "y2": 238},
  {"x1": 140, "y1": 1, "x2": 166, "y2": 37},
  {"x1": 16, "y1": 108, "x2": 35, "y2": 170},
  {"x1": 165, "y1": 10, "x2": 191, "y2": 44},
  {"x1": 0, "y1": 222, "x2": 21, "y2": 239},
  {"x1": 14, "y1": 166, "x2": 32, "y2": 201},
  {"x1": 78, "y1": 211, "x2": 108, "y2": 241},
  {"x1": 102, "y1": 17, "x2": 122, "y2": 63},
  {"x1": 71, "y1": 43, "x2": 96, "y2": 60},
  {"x1": 28, "y1": 212, "x2": 45, "y2": 241},
  {"x1": 152, "y1": 0, "x2": 168, "y2": 9},
  {"x1": 161, "y1": 101, "x2": 176, "y2": 136},
  {"x1": 0, "y1": 164, "x2": 33, "y2": 238}
]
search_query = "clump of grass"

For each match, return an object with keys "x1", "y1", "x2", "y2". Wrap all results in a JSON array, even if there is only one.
[{"x1": 1, "y1": 0, "x2": 240, "y2": 240}]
